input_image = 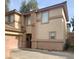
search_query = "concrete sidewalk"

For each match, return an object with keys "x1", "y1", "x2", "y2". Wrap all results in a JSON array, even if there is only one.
[{"x1": 10, "y1": 49, "x2": 74, "y2": 59}]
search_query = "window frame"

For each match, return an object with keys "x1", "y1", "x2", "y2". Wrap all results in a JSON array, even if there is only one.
[
  {"x1": 27, "y1": 16, "x2": 32, "y2": 26},
  {"x1": 7, "y1": 15, "x2": 14, "y2": 23},
  {"x1": 41, "y1": 11, "x2": 49, "y2": 24},
  {"x1": 8, "y1": 15, "x2": 11, "y2": 23},
  {"x1": 49, "y1": 31, "x2": 56, "y2": 39}
]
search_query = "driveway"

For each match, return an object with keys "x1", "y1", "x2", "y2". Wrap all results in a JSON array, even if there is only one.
[{"x1": 10, "y1": 49, "x2": 74, "y2": 59}]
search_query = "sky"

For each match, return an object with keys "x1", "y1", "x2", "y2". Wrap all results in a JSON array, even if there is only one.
[{"x1": 9, "y1": 0, "x2": 74, "y2": 21}]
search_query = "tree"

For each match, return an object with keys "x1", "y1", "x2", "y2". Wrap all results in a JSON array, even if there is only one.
[
  {"x1": 67, "y1": 17, "x2": 74, "y2": 32},
  {"x1": 5, "y1": 0, "x2": 10, "y2": 12},
  {"x1": 20, "y1": 0, "x2": 30, "y2": 13},
  {"x1": 70, "y1": 18, "x2": 74, "y2": 31},
  {"x1": 67, "y1": 22, "x2": 71, "y2": 32},
  {"x1": 28, "y1": 0, "x2": 38, "y2": 10},
  {"x1": 20, "y1": 0, "x2": 38, "y2": 13}
]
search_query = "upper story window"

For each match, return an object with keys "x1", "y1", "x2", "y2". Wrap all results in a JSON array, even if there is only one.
[
  {"x1": 42, "y1": 12, "x2": 48, "y2": 23},
  {"x1": 8, "y1": 16, "x2": 11, "y2": 22},
  {"x1": 6, "y1": 15, "x2": 14, "y2": 23},
  {"x1": 49, "y1": 32, "x2": 56, "y2": 39},
  {"x1": 27, "y1": 16, "x2": 31, "y2": 25}
]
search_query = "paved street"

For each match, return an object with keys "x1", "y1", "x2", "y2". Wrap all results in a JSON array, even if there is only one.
[{"x1": 11, "y1": 49, "x2": 74, "y2": 59}]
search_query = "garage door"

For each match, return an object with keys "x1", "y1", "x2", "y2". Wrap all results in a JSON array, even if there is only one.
[{"x1": 5, "y1": 35, "x2": 19, "y2": 58}]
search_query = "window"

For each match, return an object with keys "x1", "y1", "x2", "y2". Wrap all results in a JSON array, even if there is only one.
[
  {"x1": 27, "y1": 16, "x2": 31, "y2": 25},
  {"x1": 8, "y1": 16, "x2": 11, "y2": 23},
  {"x1": 49, "y1": 32, "x2": 56, "y2": 39},
  {"x1": 42, "y1": 12, "x2": 48, "y2": 23},
  {"x1": 7, "y1": 15, "x2": 14, "y2": 23},
  {"x1": 10, "y1": 15, "x2": 14, "y2": 23}
]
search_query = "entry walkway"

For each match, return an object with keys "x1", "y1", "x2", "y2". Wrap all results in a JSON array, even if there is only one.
[{"x1": 11, "y1": 49, "x2": 74, "y2": 59}]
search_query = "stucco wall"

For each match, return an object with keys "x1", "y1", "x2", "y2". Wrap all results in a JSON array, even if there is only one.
[
  {"x1": 14, "y1": 14, "x2": 21, "y2": 29},
  {"x1": 35, "y1": 8, "x2": 66, "y2": 41},
  {"x1": 49, "y1": 7, "x2": 63, "y2": 18},
  {"x1": 62, "y1": 8, "x2": 67, "y2": 40},
  {"x1": 31, "y1": 7, "x2": 67, "y2": 50},
  {"x1": 21, "y1": 7, "x2": 67, "y2": 50},
  {"x1": 32, "y1": 41, "x2": 64, "y2": 50},
  {"x1": 26, "y1": 8, "x2": 66, "y2": 40},
  {"x1": 26, "y1": 26, "x2": 32, "y2": 33},
  {"x1": 36, "y1": 18, "x2": 64, "y2": 40}
]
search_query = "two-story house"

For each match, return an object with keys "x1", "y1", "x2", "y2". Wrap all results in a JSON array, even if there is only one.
[
  {"x1": 5, "y1": 1, "x2": 68, "y2": 58},
  {"x1": 22, "y1": 1, "x2": 68, "y2": 50}
]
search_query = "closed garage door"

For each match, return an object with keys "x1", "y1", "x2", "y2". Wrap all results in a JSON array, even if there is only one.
[{"x1": 5, "y1": 35, "x2": 19, "y2": 58}]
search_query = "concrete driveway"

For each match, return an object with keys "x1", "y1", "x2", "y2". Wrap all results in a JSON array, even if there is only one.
[{"x1": 10, "y1": 49, "x2": 74, "y2": 59}]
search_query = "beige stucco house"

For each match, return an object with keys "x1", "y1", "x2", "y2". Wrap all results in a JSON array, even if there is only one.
[{"x1": 5, "y1": 1, "x2": 68, "y2": 58}]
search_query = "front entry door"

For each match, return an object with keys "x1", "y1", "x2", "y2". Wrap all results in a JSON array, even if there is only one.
[{"x1": 26, "y1": 34, "x2": 32, "y2": 48}]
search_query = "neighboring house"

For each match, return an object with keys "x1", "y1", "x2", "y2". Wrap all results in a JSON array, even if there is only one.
[
  {"x1": 5, "y1": 24, "x2": 23, "y2": 58},
  {"x1": 5, "y1": 11, "x2": 24, "y2": 58},
  {"x1": 5, "y1": 1, "x2": 68, "y2": 58}
]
